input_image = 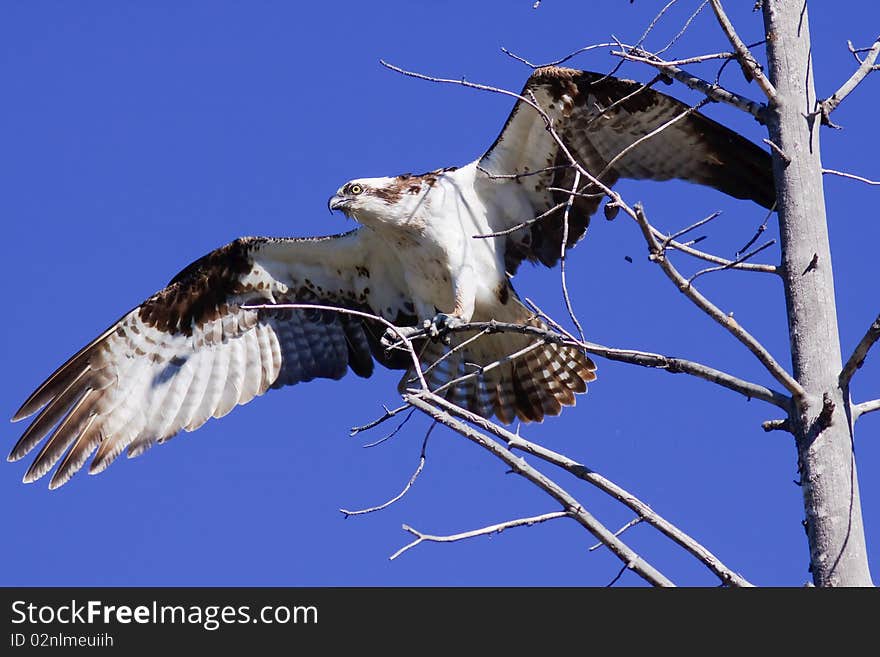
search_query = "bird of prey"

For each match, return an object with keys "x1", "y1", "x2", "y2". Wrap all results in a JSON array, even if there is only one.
[{"x1": 9, "y1": 67, "x2": 774, "y2": 488}]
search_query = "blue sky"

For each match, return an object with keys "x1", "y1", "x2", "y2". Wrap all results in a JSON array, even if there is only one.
[{"x1": 2, "y1": 1, "x2": 878, "y2": 586}]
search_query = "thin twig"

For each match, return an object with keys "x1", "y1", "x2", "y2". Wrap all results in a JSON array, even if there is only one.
[
  {"x1": 606, "y1": 564, "x2": 628, "y2": 587},
  {"x1": 663, "y1": 211, "x2": 723, "y2": 245},
  {"x1": 389, "y1": 511, "x2": 570, "y2": 561},
  {"x1": 816, "y1": 36, "x2": 880, "y2": 127},
  {"x1": 404, "y1": 393, "x2": 676, "y2": 586},
  {"x1": 632, "y1": 204, "x2": 804, "y2": 398},
  {"x1": 840, "y1": 313, "x2": 880, "y2": 389},
  {"x1": 362, "y1": 408, "x2": 416, "y2": 448},
  {"x1": 735, "y1": 204, "x2": 775, "y2": 256},
  {"x1": 476, "y1": 163, "x2": 570, "y2": 181},
  {"x1": 473, "y1": 198, "x2": 569, "y2": 239},
  {"x1": 351, "y1": 403, "x2": 411, "y2": 436},
  {"x1": 687, "y1": 239, "x2": 777, "y2": 285},
  {"x1": 652, "y1": 225, "x2": 778, "y2": 273},
  {"x1": 589, "y1": 518, "x2": 643, "y2": 551},
  {"x1": 657, "y1": 0, "x2": 710, "y2": 55},
  {"x1": 341, "y1": 424, "x2": 435, "y2": 517},
  {"x1": 416, "y1": 390, "x2": 753, "y2": 587},
  {"x1": 420, "y1": 328, "x2": 491, "y2": 378},
  {"x1": 500, "y1": 43, "x2": 618, "y2": 70},
  {"x1": 822, "y1": 168, "x2": 880, "y2": 186},
  {"x1": 709, "y1": 0, "x2": 777, "y2": 101},
  {"x1": 560, "y1": 168, "x2": 586, "y2": 342}
]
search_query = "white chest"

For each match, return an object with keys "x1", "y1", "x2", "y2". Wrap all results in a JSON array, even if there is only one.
[{"x1": 382, "y1": 166, "x2": 505, "y2": 316}]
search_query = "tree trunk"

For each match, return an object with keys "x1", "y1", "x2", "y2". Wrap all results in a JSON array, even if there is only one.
[{"x1": 762, "y1": 1, "x2": 873, "y2": 586}]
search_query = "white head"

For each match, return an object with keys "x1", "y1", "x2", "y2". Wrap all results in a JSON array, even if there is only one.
[{"x1": 327, "y1": 171, "x2": 447, "y2": 228}]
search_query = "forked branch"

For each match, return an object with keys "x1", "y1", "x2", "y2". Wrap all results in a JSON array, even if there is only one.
[
  {"x1": 413, "y1": 390, "x2": 753, "y2": 587},
  {"x1": 404, "y1": 393, "x2": 676, "y2": 586},
  {"x1": 390, "y1": 512, "x2": 570, "y2": 561},
  {"x1": 816, "y1": 36, "x2": 880, "y2": 128},
  {"x1": 709, "y1": 0, "x2": 777, "y2": 101},
  {"x1": 840, "y1": 313, "x2": 880, "y2": 389}
]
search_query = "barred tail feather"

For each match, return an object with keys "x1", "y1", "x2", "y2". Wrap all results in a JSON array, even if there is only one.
[{"x1": 399, "y1": 316, "x2": 596, "y2": 424}]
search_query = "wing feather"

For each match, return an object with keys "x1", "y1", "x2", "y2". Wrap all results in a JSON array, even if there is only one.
[
  {"x1": 478, "y1": 67, "x2": 774, "y2": 273},
  {"x1": 10, "y1": 230, "x2": 414, "y2": 487}
]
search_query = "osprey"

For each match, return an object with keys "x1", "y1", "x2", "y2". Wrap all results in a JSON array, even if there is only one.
[{"x1": 10, "y1": 67, "x2": 774, "y2": 488}]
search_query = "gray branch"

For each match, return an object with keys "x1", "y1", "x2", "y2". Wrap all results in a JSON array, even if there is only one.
[
  {"x1": 612, "y1": 48, "x2": 768, "y2": 122},
  {"x1": 403, "y1": 319, "x2": 791, "y2": 409},
  {"x1": 853, "y1": 399, "x2": 880, "y2": 420},
  {"x1": 404, "y1": 392, "x2": 676, "y2": 587},
  {"x1": 709, "y1": 0, "x2": 778, "y2": 101},
  {"x1": 840, "y1": 313, "x2": 880, "y2": 389},
  {"x1": 389, "y1": 512, "x2": 570, "y2": 561},
  {"x1": 632, "y1": 204, "x2": 804, "y2": 398},
  {"x1": 816, "y1": 36, "x2": 880, "y2": 127},
  {"x1": 415, "y1": 390, "x2": 754, "y2": 587}
]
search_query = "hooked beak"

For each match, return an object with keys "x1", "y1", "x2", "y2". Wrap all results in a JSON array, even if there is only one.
[{"x1": 328, "y1": 194, "x2": 348, "y2": 214}]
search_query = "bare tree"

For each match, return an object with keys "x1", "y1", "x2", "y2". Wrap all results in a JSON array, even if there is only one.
[{"x1": 269, "y1": 2, "x2": 879, "y2": 586}]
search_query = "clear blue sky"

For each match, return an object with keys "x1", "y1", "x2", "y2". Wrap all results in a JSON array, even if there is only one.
[{"x1": 2, "y1": 1, "x2": 878, "y2": 586}]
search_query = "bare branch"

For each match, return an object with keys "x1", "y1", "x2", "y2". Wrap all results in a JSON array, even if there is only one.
[
  {"x1": 632, "y1": 205, "x2": 804, "y2": 398},
  {"x1": 687, "y1": 239, "x2": 777, "y2": 285},
  {"x1": 404, "y1": 393, "x2": 676, "y2": 586},
  {"x1": 816, "y1": 36, "x2": 880, "y2": 127},
  {"x1": 762, "y1": 138, "x2": 790, "y2": 165},
  {"x1": 735, "y1": 204, "x2": 775, "y2": 256},
  {"x1": 500, "y1": 43, "x2": 617, "y2": 70},
  {"x1": 362, "y1": 408, "x2": 416, "y2": 448},
  {"x1": 613, "y1": 49, "x2": 739, "y2": 68},
  {"x1": 635, "y1": 0, "x2": 681, "y2": 52},
  {"x1": 416, "y1": 390, "x2": 754, "y2": 587},
  {"x1": 663, "y1": 210, "x2": 723, "y2": 244},
  {"x1": 341, "y1": 424, "x2": 434, "y2": 517},
  {"x1": 652, "y1": 225, "x2": 778, "y2": 273},
  {"x1": 473, "y1": 198, "x2": 569, "y2": 239},
  {"x1": 709, "y1": 0, "x2": 778, "y2": 101},
  {"x1": 389, "y1": 512, "x2": 570, "y2": 561},
  {"x1": 613, "y1": 49, "x2": 768, "y2": 121},
  {"x1": 853, "y1": 399, "x2": 880, "y2": 420},
  {"x1": 476, "y1": 163, "x2": 570, "y2": 181},
  {"x1": 581, "y1": 339, "x2": 791, "y2": 409},
  {"x1": 422, "y1": 319, "x2": 791, "y2": 409},
  {"x1": 840, "y1": 313, "x2": 880, "y2": 389},
  {"x1": 559, "y1": 167, "x2": 586, "y2": 342},
  {"x1": 350, "y1": 403, "x2": 411, "y2": 436},
  {"x1": 822, "y1": 168, "x2": 880, "y2": 186},
  {"x1": 657, "y1": 0, "x2": 710, "y2": 55},
  {"x1": 420, "y1": 327, "x2": 491, "y2": 378},
  {"x1": 762, "y1": 418, "x2": 791, "y2": 433},
  {"x1": 589, "y1": 518, "x2": 643, "y2": 551}
]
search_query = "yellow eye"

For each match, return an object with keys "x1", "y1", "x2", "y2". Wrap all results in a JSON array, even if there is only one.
[{"x1": 349, "y1": 184, "x2": 363, "y2": 195}]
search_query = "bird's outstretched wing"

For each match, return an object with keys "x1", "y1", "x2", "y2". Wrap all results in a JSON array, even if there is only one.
[
  {"x1": 9, "y1": 230, "x2": 415, "y2": 488},
  {"x1": 477, "y1": 66, "x2": 775, "y2": 273}
]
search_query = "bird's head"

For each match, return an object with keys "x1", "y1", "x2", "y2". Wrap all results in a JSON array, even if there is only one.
[{"x1": 327, "y1": 175, "x2": 432, "y2": 227}]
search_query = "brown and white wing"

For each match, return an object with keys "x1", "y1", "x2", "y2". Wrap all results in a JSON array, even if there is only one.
[
  {"x1": 9, "y1": 229, "x2": 414, "y2": 489},
  {"x1": 477, "y1": 66, "x2": 775, "y2": 272}
]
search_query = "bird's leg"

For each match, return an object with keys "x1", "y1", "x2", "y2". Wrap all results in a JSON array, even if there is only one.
[{"x1": 428, "y1": 267, "x2": 475, "y2": 344}]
